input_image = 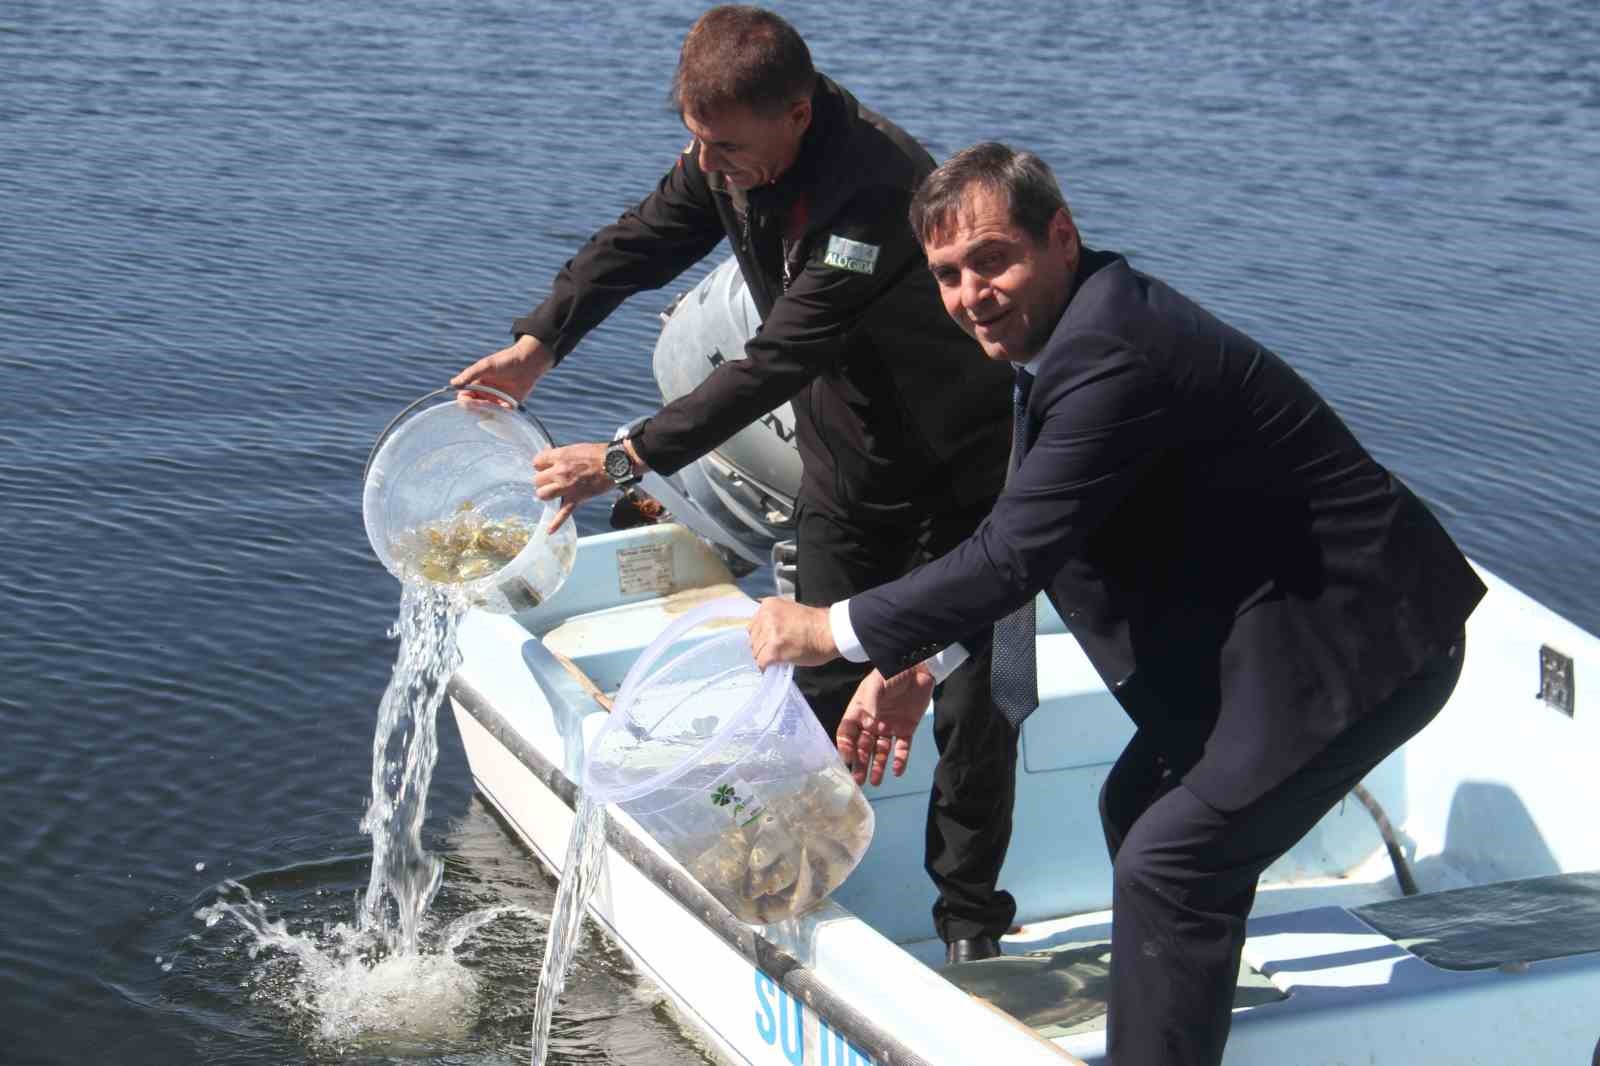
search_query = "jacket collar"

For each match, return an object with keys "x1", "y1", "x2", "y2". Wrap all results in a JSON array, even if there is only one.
[{"x1": 1025, "y1": 246, "x2": 1124, "y2": 376}]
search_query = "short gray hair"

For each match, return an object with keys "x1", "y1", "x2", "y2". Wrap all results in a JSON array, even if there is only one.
[{"x1": 910, "y1": 142, "x2": 1068, "y2": 246}]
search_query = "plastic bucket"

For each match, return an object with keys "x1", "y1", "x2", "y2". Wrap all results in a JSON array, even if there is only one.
[
  {"x1": 362, "y1": 385, "x2": 576, "y2": 612},
  {"x1": 583, "y1": 597, "x2": 874, "y2": 924}
]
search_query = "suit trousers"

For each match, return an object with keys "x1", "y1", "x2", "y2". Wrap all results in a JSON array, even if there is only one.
[
  {"x1": 1098, "y1": 635, "x2": 1466, "y2": 1066},
  {"x1": 793, "y1": 501, "x2": 1019, "y2": 943}
]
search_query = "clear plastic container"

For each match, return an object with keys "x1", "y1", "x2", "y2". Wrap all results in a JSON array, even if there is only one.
[
  {"x1": 583, "y1": 597, "x2": 874, "y2": 925},
  {"x1": 362, "y1": 385, "x2": 576, "y2": 612}
]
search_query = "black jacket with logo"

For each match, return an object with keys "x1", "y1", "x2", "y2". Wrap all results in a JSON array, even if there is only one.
[{"x1": 513, "y1": 75, "x2": 1013, "y2": 519}]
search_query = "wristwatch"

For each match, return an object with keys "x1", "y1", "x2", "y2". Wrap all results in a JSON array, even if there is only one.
[{"x1": 604, "y1": 431, "x2": 641, "y2": 490}]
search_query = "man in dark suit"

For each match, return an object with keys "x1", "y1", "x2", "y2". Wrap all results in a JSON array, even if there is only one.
[{"x1": 748, "y1": 142, "x2": 1486, "y2": 1066}]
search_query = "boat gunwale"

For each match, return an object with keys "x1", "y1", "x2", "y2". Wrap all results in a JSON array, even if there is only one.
[{"x1": 446, "y1": 671, "x2": 943, "y2": 1066}]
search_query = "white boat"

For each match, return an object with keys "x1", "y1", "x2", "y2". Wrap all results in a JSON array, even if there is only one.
[{"x1": 446, "y1": 261, "x2": 1600, "y2": 1065}]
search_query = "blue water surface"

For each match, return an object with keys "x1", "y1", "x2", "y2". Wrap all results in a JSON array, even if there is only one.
[{"x1": 3, "y1": 2, "x2": 1597, "y2": 1063}]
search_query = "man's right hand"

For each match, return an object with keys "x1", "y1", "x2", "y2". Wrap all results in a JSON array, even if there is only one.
[{"x1": 451, "y1": 334, "x2": 556, "y2": 404}]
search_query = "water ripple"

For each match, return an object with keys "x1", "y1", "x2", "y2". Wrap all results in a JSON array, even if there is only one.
[{"x1": 4, "y1": 0, "x2": 1597, "y2": 1062}]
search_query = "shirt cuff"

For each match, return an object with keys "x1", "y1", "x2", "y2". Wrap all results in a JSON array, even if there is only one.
[
  {"x1": 828, "y1": 600, "x2": 970, "y2": 683},
  {"x1": 829, "y1": 600, "x2": 870, "y2": 663},
  {"x1": 922, "y1": 642, "x2": 971, "y2": 684}
]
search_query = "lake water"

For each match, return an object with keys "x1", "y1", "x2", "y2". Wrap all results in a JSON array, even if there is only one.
[{"x1": 3, "y1": 1, "x2": 1598, "y2": 1063}]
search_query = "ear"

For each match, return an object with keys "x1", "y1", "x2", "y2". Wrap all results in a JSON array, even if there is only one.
[
  {"x1": 1049, "y1": 207, "x2": 1080, "y2": 269},
  {"x1": 787, "y1": 96, "x2": 813, "y2": 136}
]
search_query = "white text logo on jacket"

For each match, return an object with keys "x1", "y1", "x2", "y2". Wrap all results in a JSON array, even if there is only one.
[{"x1": 823, "y1": 235, "x2": 879, "y2": 275}]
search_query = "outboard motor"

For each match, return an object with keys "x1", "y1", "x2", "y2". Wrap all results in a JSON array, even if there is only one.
[{"x1": 631, "y1": 257, "x2": 800, "y2": 591}]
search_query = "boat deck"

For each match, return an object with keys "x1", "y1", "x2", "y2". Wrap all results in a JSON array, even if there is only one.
[
  {"x1": 898, "y1": 861, "x2": 1404, "y2": 1043},
  {"x1": 906, "y1": 867, "x2": 1600, "y2": 1043}
]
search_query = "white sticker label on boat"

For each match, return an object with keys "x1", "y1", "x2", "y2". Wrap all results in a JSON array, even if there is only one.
[
  {"x1": 617, "y1": 543, "x2": 673, "y2": 596},
  {"x1": 822, "y1": 234, "x2": 879, "y2": 275}
]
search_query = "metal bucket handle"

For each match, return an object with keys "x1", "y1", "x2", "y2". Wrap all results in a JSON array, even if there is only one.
[{"x1": 362, "y1": 383, "x2": 558, "y2": 484}]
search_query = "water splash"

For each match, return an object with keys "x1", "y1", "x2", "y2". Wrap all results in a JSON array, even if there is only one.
[
  {"x1": 193, "y1": 577, "x2": 627, "y2": 1060},
  {"x1": 195, "y1": 880, "x2": 539, "y2": 1049},
  {"x1": 357, "y1": 580, "x2": 464, "y2": 956},
  {"x1": 530, "y1": 794, "x2": 610, "y2": 1066},
  {"x1": 195, "y1": 578, "x2": 493, "y2": 1047}
]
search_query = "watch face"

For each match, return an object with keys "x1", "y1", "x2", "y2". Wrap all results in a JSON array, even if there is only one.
[{"x1": 604, "y1": 445, "x2": 632, "y2": 480}]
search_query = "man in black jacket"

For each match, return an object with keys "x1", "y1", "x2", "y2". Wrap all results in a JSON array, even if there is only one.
[
  {"x1": 749, "y1": 143, "x2": 1485, "y2": 1065},
  {"x1": 453, "y1": 7, "x2": 1019, "y2": 959}
]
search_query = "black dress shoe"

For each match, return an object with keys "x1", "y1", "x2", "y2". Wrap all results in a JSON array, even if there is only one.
[{"x1": 945, "y1": 935, "x2": 1003, "y2": 964}]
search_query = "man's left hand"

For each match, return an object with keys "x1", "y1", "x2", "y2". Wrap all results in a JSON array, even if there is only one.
[
  {"x1": 532, "y1": 443, "x2": 611, "y2": 531},
  {"x1": 837, "y1": 666, "x2": 934, "y2": 785},
  {"x1": 749, "y1": 598, "x2": 838, "y2": 668}
]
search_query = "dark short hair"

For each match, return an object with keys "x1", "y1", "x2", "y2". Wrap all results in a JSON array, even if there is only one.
[
  {"x1": 671, "y1": 6, "x2": 817, "y2": 119},
  {"x1": 910, "y1": 142, "x2": 1069, "y2": 246}
]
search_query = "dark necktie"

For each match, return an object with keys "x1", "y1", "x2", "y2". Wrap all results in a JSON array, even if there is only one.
[{"x1": 991, "y1": 369, "x2": 1039, "y2": 727}]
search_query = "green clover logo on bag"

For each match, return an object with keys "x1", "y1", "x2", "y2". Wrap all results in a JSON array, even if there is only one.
[{"x1": 710, "y1": 783, "x2": 765, "y2": 826}]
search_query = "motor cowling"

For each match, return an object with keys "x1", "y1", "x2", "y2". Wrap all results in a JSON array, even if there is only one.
[{"x1": 642, "y1": 257, "x2": 800, "y2": 577}]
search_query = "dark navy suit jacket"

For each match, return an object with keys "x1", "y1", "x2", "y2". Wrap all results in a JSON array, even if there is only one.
[{"x1": 849, "y1": 248, "x2": 1486, "y2": 810}]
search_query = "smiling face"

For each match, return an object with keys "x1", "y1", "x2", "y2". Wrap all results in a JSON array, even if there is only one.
[
  {"x1": 683, "y1": 99, "x2": 811, "y2": 190},
  {"x1": 924, "y1": 184, "x2": 1081, "y2": 364}
]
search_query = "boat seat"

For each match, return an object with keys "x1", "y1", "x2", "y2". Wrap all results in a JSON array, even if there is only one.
[
  {"x1": 539, "y1": 581, "x2": 747, "y2": 692},
  {"x1": 1351, "y1": 870, "x2": 1600, "y2": 970},
  {"x1": 934, "y1": 937, "x2": 1285, "y2": 1039}
]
